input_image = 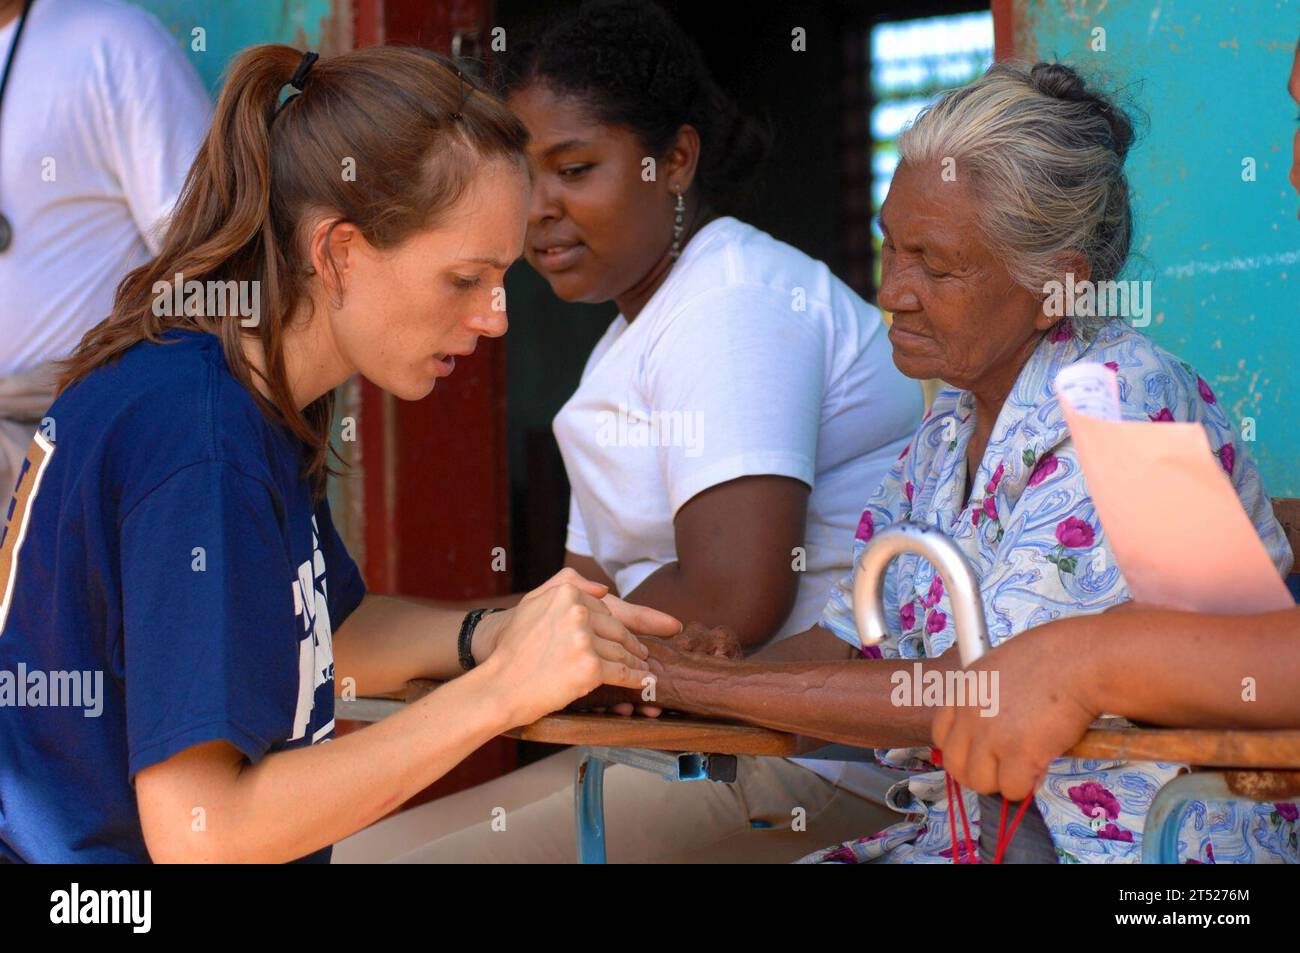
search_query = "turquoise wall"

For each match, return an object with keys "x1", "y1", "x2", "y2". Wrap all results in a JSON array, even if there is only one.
[
  {"x1": 1016, "y1": 0, "x2": 1298, "y2": 495},
  {"x1": 131, "y1": 0, "x2": 334, "y2": 92}
]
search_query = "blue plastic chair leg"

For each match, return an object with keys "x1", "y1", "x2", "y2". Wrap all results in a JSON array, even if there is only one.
[
  {"x1": 575, "y1": 748, "x2": 609, "y2": 864},
  {"x1": 573, "y1": 746, "x2": 717, "y2": 864}
]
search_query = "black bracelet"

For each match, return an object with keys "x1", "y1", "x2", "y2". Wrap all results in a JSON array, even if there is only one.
[{"x1": 458, "y1": 607, "x2": 505, "y2": 671}]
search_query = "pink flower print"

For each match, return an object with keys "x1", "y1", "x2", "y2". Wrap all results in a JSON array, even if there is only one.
[
  {"x1": 1069, "y1": 781, "x2": 1121, "y2": 821},
  {"x1": 1027, "y1": 451, "x2": 1059, "y2": 488},
  {"x1": 1149, "y1": 407, "x2": 1175, "y2": 423},
  {"x1": 1277, "y1": 803, "x2": 1299, "y2": 822},
  {"x1": 1103, "y1": 361, "x2": 1119, "y2": 372},
  {"x1": 855, "y1": 510, "x2": 874, "y2": 542},
  {"x1": 922, "y1": 575, "x2": 944, "y2": 609},
  {"x1": 898, "y1": 443, "x2": 911, "y2": 460},
  {"x1": 1096, "y1": 823, "x2": 1134, "y2": 843},
  {"x1": 1219, "y1": 443, "x2": 1235, "y2": 476},
  {"x1": 822, "y1": 845, "x2": 858, "y2": 864},
  {"x1": 1049, "y1": 319, "x2": 1074, "y2": 342},
  {"x1": 971, "y1": 508, "x2": 982, "y2": 527},
  {"x1": 982, "y1": 496, "x2": 998, "y2": 521},
  {"x1": 1055, "y1": 516, "x2": 1095, "y2": 549},
  {"x1": 904, "y1": 480, "x2": 914, "y2": 504},
  {"x1": 860, "y1": 644, "x2": 883, "y2": 660},
  {"x1": 925, "y1": 609, "x2": 947, "y2": 634},
  {"x1": 900, "y1": 601, "x2": 916, "y2": 631},
  {"x1": 1197, "y1": 376, "x2": 1216, "y2": 405},
  {"x1": 939, "y1": 841, "x2": 977, "y2": 862},
  {"x1": 985, "y1": 461, "x2": 1005, "y2": 494},
  {"x1": 1185, "y1": 843, "x2": 1217, "y2": 864}
]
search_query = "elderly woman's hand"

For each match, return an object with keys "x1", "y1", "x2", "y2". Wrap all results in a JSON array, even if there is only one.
[
  {"x1": 931, "y1": 618, "x2": 1100, "y2": 802},
  {"x1": 595, "y1": 622, "x2": 741, "y2": 716},
  {"x1": 669, "y1": 621, "x2": 744, "y2": 660}
]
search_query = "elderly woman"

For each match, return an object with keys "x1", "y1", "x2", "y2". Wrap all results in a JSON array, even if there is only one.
[
  {"x1": 930, "y1": 43, "x2": 1300, "y2": 852},
  {"x1": 810, "y1": 62, "x2": 1292, "y2": 863},
  {"x1": 577, "y1": 60, "x2": 1294, "y2": 864}
]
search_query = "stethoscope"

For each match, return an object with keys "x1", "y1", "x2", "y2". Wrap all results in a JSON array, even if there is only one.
[{"x1": 0, "y1": 0, "x2": 36, "y2": 253}]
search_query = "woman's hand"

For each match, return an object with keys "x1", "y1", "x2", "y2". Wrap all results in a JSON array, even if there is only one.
[
  {"x1": 599, "y1": 591, "x2": 684, "y2": 640},
  {"x1": 931, "y1": 619, "x2": 1099, "y2": 802},
  {"x1": 479, "y1": 580, "x2": 654, "y2": 728},
  {"x1": 471, "y1": 568, "x2": 681, "y2": 664},
  {"x1": 594, "y1": 622, "x2": 740, "y2": 717}
]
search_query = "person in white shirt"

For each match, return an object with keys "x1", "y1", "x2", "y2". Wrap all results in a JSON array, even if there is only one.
[
  {"x1": 333, "y1": 0, "x2": 924, "y2": 865},
  {"x1": 0, "y1": 0, "x2": 210, "y2": 494}
]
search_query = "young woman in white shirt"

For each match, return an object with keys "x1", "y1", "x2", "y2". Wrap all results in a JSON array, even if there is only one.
[{"x1": 336, "y1": 0, "x2": 924, "y2": 865}]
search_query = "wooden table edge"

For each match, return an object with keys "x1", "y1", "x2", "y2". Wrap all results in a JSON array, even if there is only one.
[{"x1": 398, "y1": 679, "x2": 1300, "y2": 768}]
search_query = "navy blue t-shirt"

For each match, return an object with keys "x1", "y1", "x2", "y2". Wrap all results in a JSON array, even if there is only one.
[{"x1": 0, "y1": 329, "x2": 366, "y2": 862}]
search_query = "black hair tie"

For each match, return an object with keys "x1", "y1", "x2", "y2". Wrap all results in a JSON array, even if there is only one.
[
  {"x1": 275, "y1": 51, "x2": 319, "y2": 117},
  {"x1": 290, "y1": 51, "x2": 319, "y2": 90}
]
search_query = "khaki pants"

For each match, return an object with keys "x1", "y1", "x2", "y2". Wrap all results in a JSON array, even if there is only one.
[
  {"x1": 0, "y1": 362, "x2": 58, "y2": 499},
  {"x1": 332, "y1": 748, "x2": 901, "y2": 864}
]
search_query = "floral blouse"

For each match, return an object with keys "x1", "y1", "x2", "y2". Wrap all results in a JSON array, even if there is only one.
[{"x1": 805, "y1": 318, "x2": 1296, "y2": 864}]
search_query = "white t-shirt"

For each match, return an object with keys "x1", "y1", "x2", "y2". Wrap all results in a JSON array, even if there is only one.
[
  {"x1": 0, "y1": 0, "x2": 211, "y2": 377},
  {"x1": 553, "y1": 216, "x2": 923, "y2": 801},
  {"x1": 555, "y1": 215, "x2": 922, "y2": 638}
]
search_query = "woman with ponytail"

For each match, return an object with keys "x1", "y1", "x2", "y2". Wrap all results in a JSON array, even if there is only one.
[{"x1": 0, "y1": 44, "x2": 678, "y2": 864}]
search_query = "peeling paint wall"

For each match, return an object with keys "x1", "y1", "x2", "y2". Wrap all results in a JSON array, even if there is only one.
[
  {"x1": 1015, "y1": 0, "x2": 1299, "y2": 495},
  {"x1": 131, "y1": 1, "x2": 342, "y2": 92}
]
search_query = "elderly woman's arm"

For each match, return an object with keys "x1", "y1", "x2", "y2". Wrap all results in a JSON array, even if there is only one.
[{"x1": 577, "y1": 638, "x2": 961, "y2": 747}]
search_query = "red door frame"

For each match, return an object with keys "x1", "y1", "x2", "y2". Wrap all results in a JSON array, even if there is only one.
[
  {"x1": 352, "y1": 3, "x2": 510, "y2": 602},
  {"x1": 990, "y1": 0, "x2": 1024, "y2": 62},
  {"x1": 344, "y1": 0, "x2": 517, "y2": 804}
]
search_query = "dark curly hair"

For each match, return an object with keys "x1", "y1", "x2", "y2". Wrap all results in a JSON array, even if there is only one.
[{"x1": 501, "y1": 0, "x2": 772, "y2": 214}]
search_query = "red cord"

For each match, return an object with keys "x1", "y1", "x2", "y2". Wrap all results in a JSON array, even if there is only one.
[
  {"x1": 993, "y1": 795, "x2": 1034, "y2": 864},
  {"x1": 934, "y1": 747, "x2": 1037, "y2": 864},
  {"x1": 943, "y1": 769, "x2": 961, "y2": 862},
  {"x1": 933, "y1": 748, "x2": 977, "y2": 863},
  {"x1": 952, "y1": 777, "x2": 978, "y2": 863},
  {"x1": 993, "y1": 796, "x2": 1010, "y2": 862}
]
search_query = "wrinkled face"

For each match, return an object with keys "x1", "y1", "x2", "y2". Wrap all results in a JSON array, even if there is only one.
[
  {"x1": 877, "y1": 159, "x2": 1051, "y2": 391},
  {"x1": 507, "y1": 82, "x2": 678, "y2": 304},
  {"x1": 1289, "y1": 43, "x2": 1300, "y2": 213},
  {"x1": 328, "y1": 157, "x2": 529, "y2": 401}
]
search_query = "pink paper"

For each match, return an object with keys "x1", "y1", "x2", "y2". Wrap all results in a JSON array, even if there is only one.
[{"x1": 1059, "y1": 391, "x2": 1292, "y2": 613}]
